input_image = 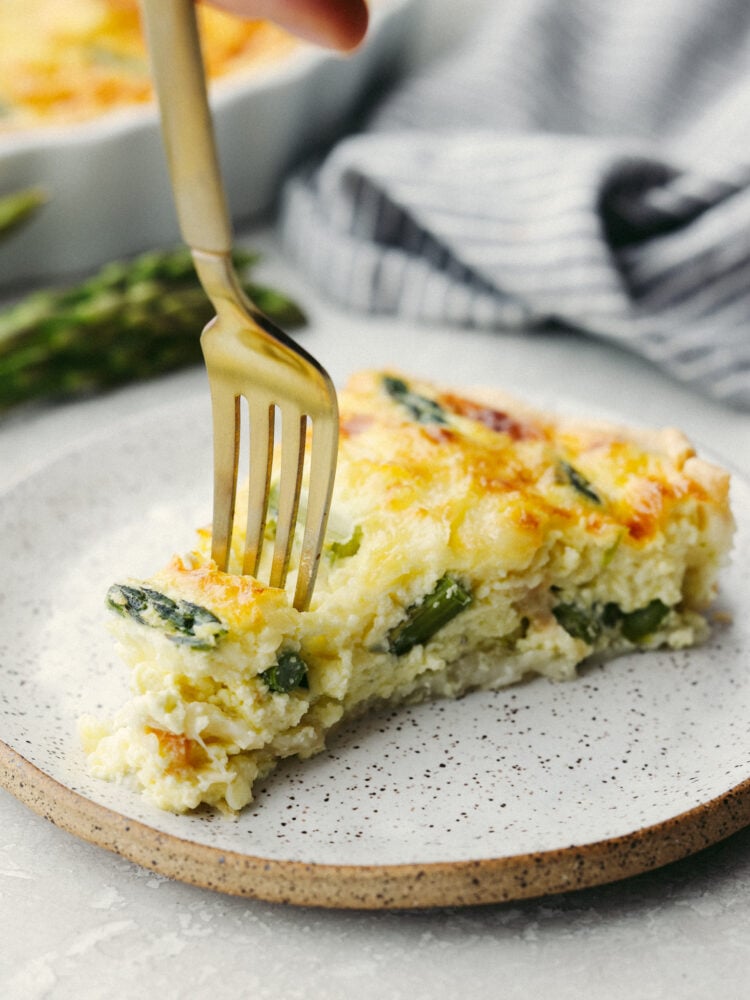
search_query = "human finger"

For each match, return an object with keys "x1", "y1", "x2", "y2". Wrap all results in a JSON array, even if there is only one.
[{"x1": 205, "y1": 0, "x2": 369, "y2": 51}]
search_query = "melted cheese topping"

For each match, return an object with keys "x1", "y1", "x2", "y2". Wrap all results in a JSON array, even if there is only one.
[
  {"x1": 0, "y1": 0, "x2": 296, "y2": 130},
  {"x1": 330, "y1": 371, "x2": 726, "y2": 579}
]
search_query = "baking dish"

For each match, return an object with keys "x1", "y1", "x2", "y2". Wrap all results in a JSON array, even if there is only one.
[{"x1": 0, "y1": 0, "x2": 416, "y2": 287}]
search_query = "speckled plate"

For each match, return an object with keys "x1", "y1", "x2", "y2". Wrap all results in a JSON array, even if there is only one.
[{"x1": 1, "y1": 392, "x2": 749, "y2": 909}]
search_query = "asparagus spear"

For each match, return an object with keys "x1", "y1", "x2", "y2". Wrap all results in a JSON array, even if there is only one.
[
  {"x1": 560, "y1": 461, "x2": 602, "y2": 505},
  {"x1": 383, "y1": 375, "x2": 448, "y2": 425},
  {"x1": 0, "y1": 186, "x2": 47, "y2": 238},
  {"x1": 552, "y1": 602, "x2": 601, "y2": 644},
  {"x1": 0, "y1": 245, "x2": 306, "y2": 411},
  {"x1": 619, "y1": 599, "x2": 669, "y2": 642},
  {"x1": 553, "y1": 597, "x2": 670, "y2": 645},
  {"x1": 388, "y1": 574, "x2": 473, "y2": 656},
  {"x1": 260, "y1": 650, "x2": 309, "y2": 693},
  {"x1": 107, "y1": 583, "x2": 227, "y2": 650}
]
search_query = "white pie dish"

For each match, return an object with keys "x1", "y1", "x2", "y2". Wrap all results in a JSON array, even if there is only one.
[{"x1": 0, "y1": 0, "x2": 416, "y2": 289}]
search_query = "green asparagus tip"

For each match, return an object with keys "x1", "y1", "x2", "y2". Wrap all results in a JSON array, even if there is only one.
[
  {"x1": 0, "y1": 245, "x2": 307, "y2": 412},
  {"x1": 0, "y1": 187, "x2": 48, "y2": 238}
]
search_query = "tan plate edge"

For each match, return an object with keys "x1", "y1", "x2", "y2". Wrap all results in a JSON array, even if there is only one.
[{"x1": 2, "y1": 739, "x2": 749, "y2": 910}]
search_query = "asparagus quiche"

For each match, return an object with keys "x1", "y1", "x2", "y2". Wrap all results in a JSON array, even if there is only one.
[
  {"x1": 80, "y1": 371, "x2": 735, "y2": 814},
  {"x1": 0, "y1": 0, "x2": 295, "y2": 131}
]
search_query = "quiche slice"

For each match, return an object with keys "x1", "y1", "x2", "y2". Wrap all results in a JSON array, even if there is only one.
[{"x1": 80, "y1": 371, "x2": 735, "y2": 814}]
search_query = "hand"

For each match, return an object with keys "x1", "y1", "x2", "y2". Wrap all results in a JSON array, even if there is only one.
[{"x1": 206, "y1": 0, "x2": 369, "y2": 51}]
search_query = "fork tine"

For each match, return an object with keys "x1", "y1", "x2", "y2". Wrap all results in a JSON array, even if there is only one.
[
  {"x1": 294, "y1": 411, "x2": 338, "y2": 611},
  {"x1": 269, "y1": 407, "x2": 307, "y2": 591},
  {"x1": 142, "y1": 0, "x2": 338, "y2": 605},
  {"x1": 209, "y1": 383, "x2": 240, "y2": 572},
  {"x1": 242, "y1": 396, "x2": 274, "y2": 576}
]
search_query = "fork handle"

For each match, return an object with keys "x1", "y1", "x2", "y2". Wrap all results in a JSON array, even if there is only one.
[{"x1": 140, "y1": 0, "x2": 232, "y2": 255}]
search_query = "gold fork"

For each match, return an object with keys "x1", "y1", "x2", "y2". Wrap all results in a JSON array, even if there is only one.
[{"x1": 140, "y1": 0, "x2": 338, "y2": 610}]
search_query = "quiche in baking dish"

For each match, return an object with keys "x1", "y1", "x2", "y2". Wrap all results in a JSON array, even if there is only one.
[
  {"x1": 80, "y1": 371, "x2": 735, "y2": 813},
  {"x1": 0, "y1": 0, "x2": 295, "y2": 130}
]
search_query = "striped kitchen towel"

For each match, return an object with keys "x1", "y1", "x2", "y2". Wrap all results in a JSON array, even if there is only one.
[{"x1": 281, "y1": 0, "x2": 750, "y2": 408}]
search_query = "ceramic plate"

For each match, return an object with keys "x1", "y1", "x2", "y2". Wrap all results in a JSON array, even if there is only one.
[
  {"x1": 0, "y1": 0, "x2": 415, "y2": 288},
  {"x1": 1, "y1": 392, "x2": 749, "y2": 909}
]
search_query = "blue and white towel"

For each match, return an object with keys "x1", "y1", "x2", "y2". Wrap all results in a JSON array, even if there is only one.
[{"x1": 281, "y1": 0, "x2": 750, "y2": 409}]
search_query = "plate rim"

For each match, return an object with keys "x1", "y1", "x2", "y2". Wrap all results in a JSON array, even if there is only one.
[{"x1": 2, "y1": 738, "x2": 749, "y2": 909}]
